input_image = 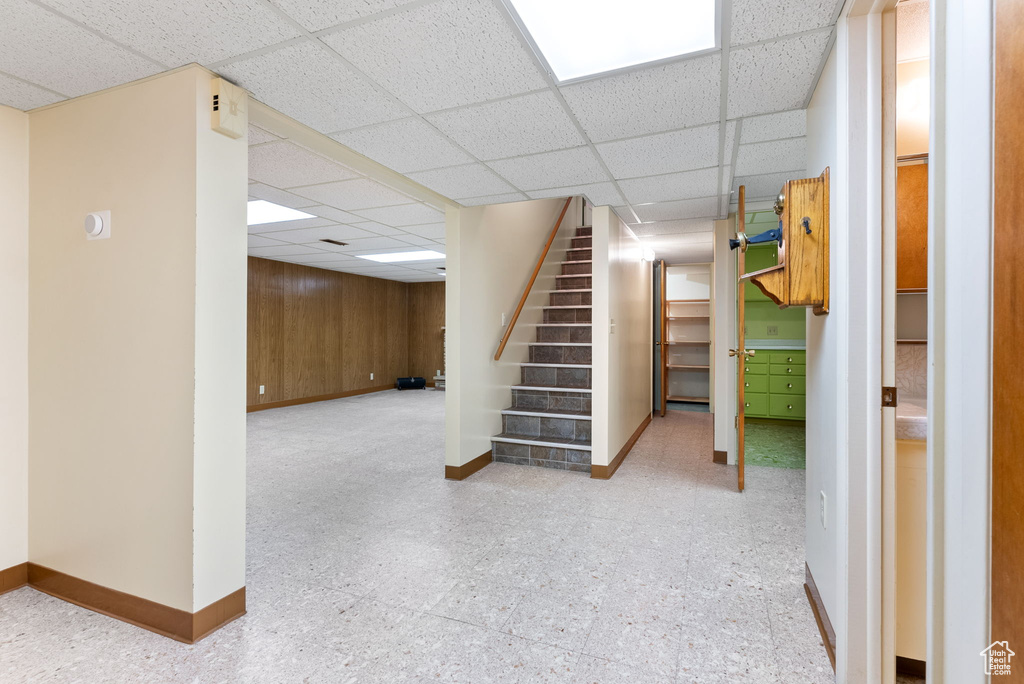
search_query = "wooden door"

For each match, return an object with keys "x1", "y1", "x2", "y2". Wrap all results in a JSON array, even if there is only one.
[
  {"x1": 992, "y1": 0, "x2": 1023, "y2": 657},
  {"x1": 736, "y1": 187, "x2": 747, "y2": 492},
  {"x1": 660, "y1": 260, "x2": 667, "y2": 417}
]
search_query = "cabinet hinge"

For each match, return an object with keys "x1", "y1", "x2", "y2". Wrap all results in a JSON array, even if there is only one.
[{"x1": 882, "y1": 386, "x2": 899, "y2": 408}]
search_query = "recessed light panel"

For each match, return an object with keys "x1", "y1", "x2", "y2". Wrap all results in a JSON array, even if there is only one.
[
  {"x1": 357, "y1": 250, "x2": 446, "y2": 263},
  {"x1": 247, "y1": 200, "x2": 316, "y2": 226},
  {"x1": 506, "y1": 0, "x2": 718, "y2": 82}
]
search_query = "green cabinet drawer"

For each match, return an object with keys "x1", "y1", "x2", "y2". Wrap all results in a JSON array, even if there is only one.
[
  {"x1": 769, "y1": 375, "x2": 805, "y2": 395},
  {"x1": 742, "y1": 375, "x2": 768, "y2": 393},
  {"x1": 768, "y1": 351, "x2": 805, "y2": 365},
  {"x1": 743, "y1": 363, "x2": 767, "y2": 375},
  {"x1": 745, "y1": 351, "x2": 767, "y2": 365},
  {"x1": 769, "y1": 363, "x2": 805, "y2": 377},
  {"x1": 770, "y1": 395, "x2": 806, "y2": 419},
  {"x1": 743, "y1": 393, "x2": 769, "y2": 416}
]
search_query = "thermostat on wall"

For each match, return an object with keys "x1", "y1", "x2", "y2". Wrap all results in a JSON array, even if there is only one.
[{"x1": 85, "y1": 210, "x2": 111, "y2": 241}]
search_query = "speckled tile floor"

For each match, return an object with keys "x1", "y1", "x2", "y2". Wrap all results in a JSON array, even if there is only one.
[
  {"x1": 0, "y1": 391, "x2": 834, "y2": 683},
  {"x1": 744, "y1": 421, "x2": 806, "y2": 469}
]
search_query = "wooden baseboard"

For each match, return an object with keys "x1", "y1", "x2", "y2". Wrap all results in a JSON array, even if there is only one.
[
  {"x1": 713, "y1": 450, "x2": 727, "y2": 464},
  {"x1": 0, "y1": 562, "x2": 28, "y2": 596},
  {"x1": 896, "y1": 656, "x2": 926, "y2": 678},
  {"x1": 445, "y1": 450, "x2": 492, "y2": 481},
  {"x1": 26, "y1": 563, "x2": 244, "y2": 643},
  {"x1": 247, "y1": 384, "x2": 395, "y2": 412},
  {"x1": 804, "y1": 562, "x2": 837, "y2": 672},
  {"x1": 591, "y1": 413, "x2": 652, "y2": 479}
]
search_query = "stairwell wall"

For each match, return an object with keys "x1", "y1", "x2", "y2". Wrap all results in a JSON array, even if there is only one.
[
  {"x1": 591, "y1": 207, "x2": 653, "y2": 468},
  {"x1": 445, "y1": 197, "x2": 581, "y2": 468}
]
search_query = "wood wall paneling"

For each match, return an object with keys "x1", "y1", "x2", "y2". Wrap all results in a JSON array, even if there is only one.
[
  {"x1": 896, "y1": 163, "x2": 929, "y2": 291},
  {"x1": 993, "y1": 0, "x2": 1023, "y2": 660},
  {"x1": 247, "y1": 258, "x2": 445, "y2": 409}
]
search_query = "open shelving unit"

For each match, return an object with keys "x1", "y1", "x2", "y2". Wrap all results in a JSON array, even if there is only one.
[{"x1": 662, "y1": 298, "x2": 711, "y2": 405}]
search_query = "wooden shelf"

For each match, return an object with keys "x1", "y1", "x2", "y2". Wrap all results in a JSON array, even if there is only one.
[
  {"x1": 666, "y1": 340, "x2": 710, "y2": 346},
  {"x1": 668, "y1": 364, "x2": 710, "y2": 370},
  {"x1": 667, "y1": 315, "x2": 710, "y2": 320},
  {"x1": 667, "y1": 395, "x2": 711, "y2": 404},
  {"x1": 666, "y1": 299, "x2": 710, "y2": 303}
]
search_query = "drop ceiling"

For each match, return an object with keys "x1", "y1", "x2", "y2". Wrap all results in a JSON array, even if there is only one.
[{"x1": 0, "y1": 0, "x2": 842, "y2": 272}]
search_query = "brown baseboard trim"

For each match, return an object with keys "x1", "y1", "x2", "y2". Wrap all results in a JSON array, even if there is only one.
[
  {"x1": 445, "y1": 450, "x2": 492, "y2": 480},
  {"x1": 247, "y1": 384, "x2": 394, "y2": 412},
  {"x1": 713, "y1": 450, "x2": 727, "y2": 464},
  {"x1": 0, "y1": 562, "x2": 28, "y2": 596},
  {"x1": 26, "y1": 563, "x2": 244, "y2": 643},
  {"x1": 896, "y1": 656, "x2": 926, "y2": 678},
  {"x1": 591, "y1": 413, "x2": 652, "y2": 479},
  {"x1": 804, "y1": 562, "x2": 837, "y2": 672}
]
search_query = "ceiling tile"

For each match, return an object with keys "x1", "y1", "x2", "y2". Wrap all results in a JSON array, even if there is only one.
[
  {"x1": 0, "y1": 0, "x2": 161, "y2": 97},
  {"x1": 425, "y1": 91, "x2": 586, "y2": 160},
  {"x1": 728, "y1": 30, "x2": 833, "y2": 119},
  {"x1": 304, "y1": 205, "x2": 366, "y2": 223},
  {"x1": 457, "y1": 192, "x2": 529, "y2": 206},
  {"x1": 352, "y1": 203, "x2": 445, "y2": 226},
  {"x1": 731, "y1": 0, "x2": 843, "y2": 45},
  {"x1": 618, "y1": 168, "x2": 719, "y2": 205},
  {"x1": 336, "y1": 236, "x2": 424, "y2": 253},
  {"x1": 288, "y1": 251, "x2": 374, "y2": 263},
  {"x1": 321, "y1": 0, "x2": 547, "y2": 112},
  {"x1": 408, "y1": 163, "x2": 516, "y2": 198},
  {"x1": 256, "y1": 224, "x2": 378, "y2": 243},
  {"x1": 739, "y1": 110, "x2": 807, "y2": 144},
  {"x1": 248, "y1": 244, "x2": 326, "y2": 257},
  {"x1": 489, "y1": 147, "x2": 608, "y2": 191},
  {"x1": 0, "y1": 72, "x2": 63, "y2": 110},
  {"x1": 401, "y1": 223, "x2": 446, "y2": 239},
  {"x1": 247, "y1": 216, "x2": 336, "y2": 234},
  {"x1": 332, "y1": 117, "x2": 473, "y2": 173},
  {"x1": 633, "y1": 197, "x2": 721, "y2": 222},
  {"x1": 292, "y1": 178, "x2": 415, "y2": 210},
  {"x1": 560, "y1": 54, "x2": 722, "y2": 142},
  {"x1": 219, "y1": 41, "x2": 405, "y2": 132},
  {"x1": 38, "y1": 0, "x2": 300, "y2": 66},
  {"x1": 527, "y1": 182, "x2": 624, "y2": 208},
  {"x1": 629, "y1": 219, "x2": 715, "y2": 236},
  {"x1": 348, "y1": 221, "x2": 406, "y2": 236},
  {"x1": 397, "y1": 235, "x2": 440, "y2": 247},
  {"x1": 249, "y1": 140, "x2": 360, "y2": 189},
  {"x1": 736, "y1": 138, "x2": 807, "y2": 176},
  {"x1": 271, "y1": 0, "x2": 419, "y2": 31},
  {"x1": 732, "y1": 170, "x2": 801, "y2": 199},
  {"x1": 248, "y1": 124, "x2": 279, "y2": 145},
  {"x1": 897, "y1": 1, "x2": 930, "y2": 62},
  {"x1": 248, "y1": 183, "x2": 320, "y2": 210},
  {"x1": 596, "y1": 124, "x2": 719, "y2": 179},
  {"x1": 247, "y1": 234, "x2": 287, "y2": 248}
]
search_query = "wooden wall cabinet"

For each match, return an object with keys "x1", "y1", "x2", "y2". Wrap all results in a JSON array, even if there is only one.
[{"x1": 743, "y1": 168, "x2": 831, "y2": 315}]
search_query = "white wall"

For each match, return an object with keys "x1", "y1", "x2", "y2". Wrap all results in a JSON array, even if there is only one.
[
  {"x1": 28, "y1": 66, "x2": 246, "y2": 612},
  {"x1": 445, "y1": 197, "x2": 580, "y2": 467},
  {"x1": 665, "y1": 264, "x2": 711, "y2": 300},
  {"x1": 0, "y1": 105, "x2": 29, "y2": 572},
  {"x1": 712, "y1": 218, "x2": 737, "y2": 461},
  {"x1": 591, "y1": 207, "x2": 652, "y2": 467}
]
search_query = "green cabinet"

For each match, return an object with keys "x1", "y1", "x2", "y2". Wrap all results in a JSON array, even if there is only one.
[
  {"x1": 743, "y1": 348, "x2": 806, "y2": 421},
  {"x1": 743, "y1": 244, "x2": 779, "y2": 302}
]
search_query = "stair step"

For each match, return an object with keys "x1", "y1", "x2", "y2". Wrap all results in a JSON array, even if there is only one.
[
  {"x1": 544, "y1": 305, "x2": 592, "y2": 309},
  {"x1": 502, "y1": 408, "x2": 592, "y2": 420},
  {"x1": 491, "y1": 433, "x2": 592, "y2": 451},
  {"x1": 521, "y1": 362, "x2": 591, "y2": 368},
  {"x1": 560, "y1": 260, "x2": 592, "y2": 264},
  {"x1": 566, "y1": 247, "x2": 591, "y2": 252},
  {"x1": 547, "y1": 288, "x2": 592, "y2": 293},
  {"x1": 530, "y1": 342, "x2": 592, "y2": 346},
  {"x1": 513, "y1": 385, "x2": 593, "y2": 393},
  {"x1": 533, "y1": 323, "x2": 591, "y2": 326}
]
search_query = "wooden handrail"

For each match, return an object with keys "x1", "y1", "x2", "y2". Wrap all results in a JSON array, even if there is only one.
[{"x1": 494, "y1": 197, "x2": 573, "y2": 361}]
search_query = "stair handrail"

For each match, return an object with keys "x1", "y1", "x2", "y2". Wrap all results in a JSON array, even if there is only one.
[{"x1": 494, "y1": 197, "x2": 573, "y2": 361}]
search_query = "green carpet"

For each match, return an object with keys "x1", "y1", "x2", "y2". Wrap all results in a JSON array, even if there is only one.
[{"x1": 744, "y1": 421, "x2": 806, "y2": 469}]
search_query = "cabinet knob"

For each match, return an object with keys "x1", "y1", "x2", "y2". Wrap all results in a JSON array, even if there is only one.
[
  {"x1": 745, "y1": 402, "x2": 750, "y2": 407},
  {"x1": 787, "y1": 368, "x2": 792, "y2": 373},
  {"x1": 787, "y1": 404, "x2": 793, "y2": 410},
  {"x1": 744, "y1": 382, "x2": 749, "y2": 387},
  {"x1": 745, "y1": 367, "x2": 749, "y2": 372},
  {"x1": 787, "y1": 383, "x2": 793, "y2": 388}
]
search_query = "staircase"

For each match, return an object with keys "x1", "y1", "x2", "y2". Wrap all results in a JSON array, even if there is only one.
[{"x1": 491, "y1": 225, "x2": 593, "y2": 473}]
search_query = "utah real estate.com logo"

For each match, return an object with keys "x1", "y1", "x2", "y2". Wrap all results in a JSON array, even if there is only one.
[{"x1": 981, "y1": 641, "x2": 1015, "y2": 676}]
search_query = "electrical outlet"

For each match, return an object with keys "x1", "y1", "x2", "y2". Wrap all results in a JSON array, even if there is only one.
[
  {"x1": 501, "y1": 312, "x2": 507, "y2": 327},
  {"x1": 436, "y1": 369, "x2": 441, "y2": 376},
  {"x1": 820, "y1": 491, "x2": 827, "y2": 529},
  {"x1": 259, "y1": 385, "x2": 265, "y2": 395},
  {"x1": 370, "y1": 372, "x2": 374, "y2": 381},
  {"x1": 767, "y1": 325, "x2": 779, "y2": 336}
]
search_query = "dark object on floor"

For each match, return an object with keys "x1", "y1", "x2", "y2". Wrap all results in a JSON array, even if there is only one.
[{"x1": 395, "y1": 377, "x2": 427, "y2": 390}]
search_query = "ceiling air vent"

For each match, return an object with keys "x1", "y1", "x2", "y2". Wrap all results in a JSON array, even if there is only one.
[{"x1": 320, "y1": 239, "x2": 348, "y2": 246}]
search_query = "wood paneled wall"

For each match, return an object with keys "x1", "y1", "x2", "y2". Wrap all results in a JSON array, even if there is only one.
[
  {"x1": 247, "y1": 257, "x2": 444, "y2": 410},
  {"x1": 408, "y1": 281, "x2": 445, "y2": 381}
]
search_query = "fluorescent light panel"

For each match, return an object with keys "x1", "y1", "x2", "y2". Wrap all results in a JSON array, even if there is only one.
[
  {"x1": 357, "y1": 250, "x2": 446, "y2": 263},
  {"x1": 506, "y1": 0, "x2": 717, "y2": 82},
  {"x1": 247, "y1": 200, "x2": 315, "y2": 226}
]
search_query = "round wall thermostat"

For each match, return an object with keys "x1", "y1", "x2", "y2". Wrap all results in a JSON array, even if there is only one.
[{"x1": 84, "y1": 213, "x2": 104, "y2": 236}]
